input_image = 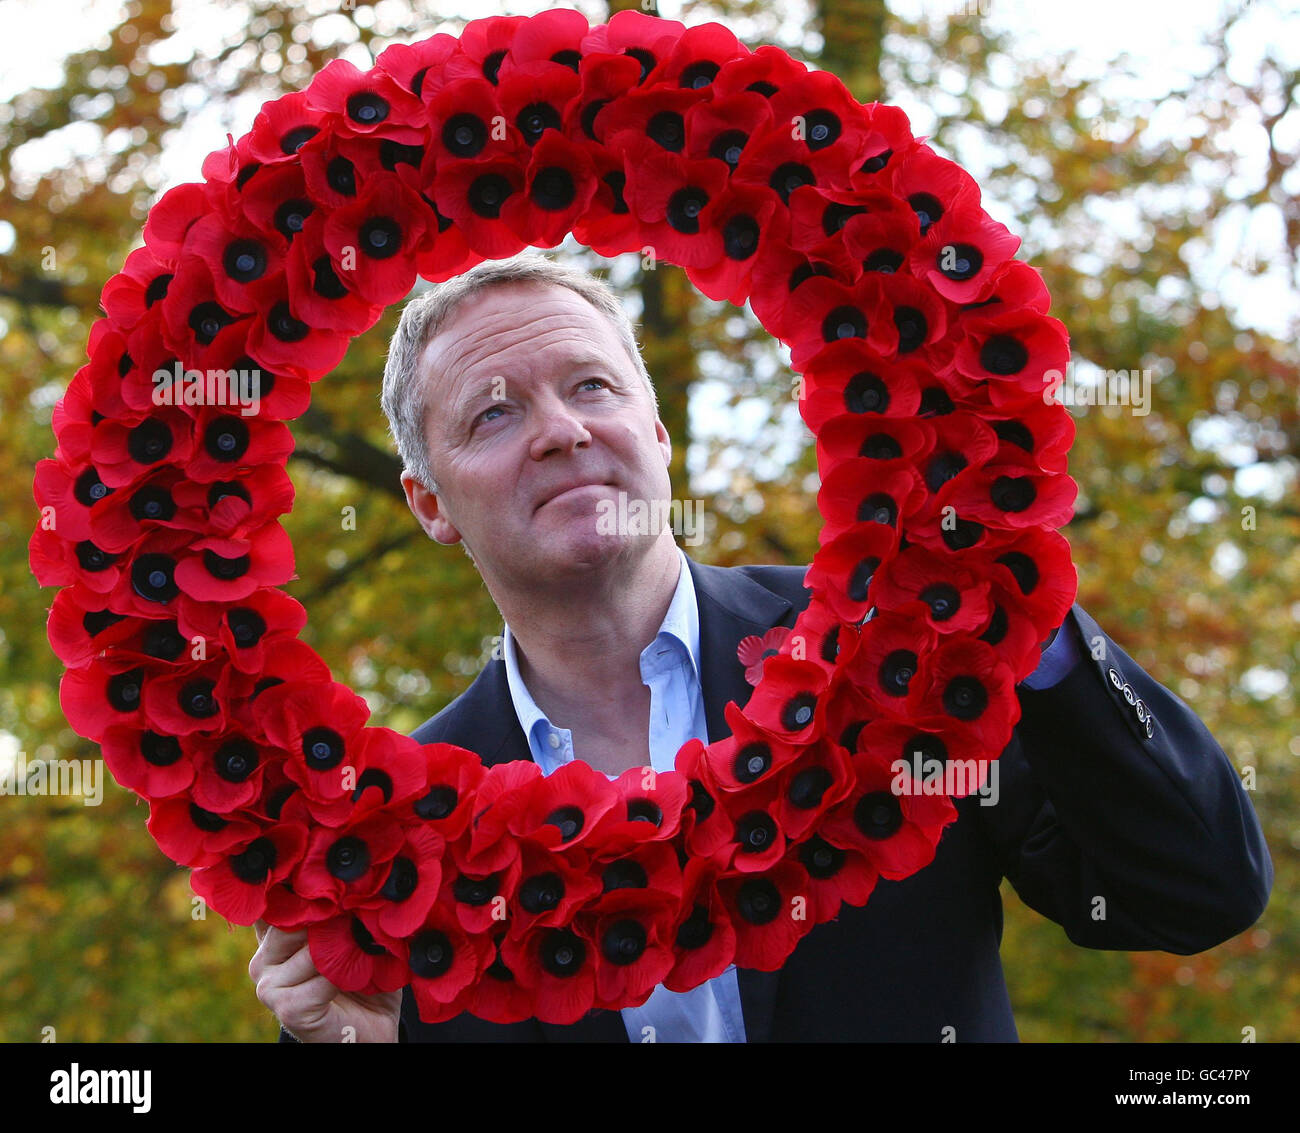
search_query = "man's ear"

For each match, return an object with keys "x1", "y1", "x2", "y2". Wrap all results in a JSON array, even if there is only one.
[
  {"x1": 655, "y1": 416, "x2": 671, "y2": 468},
  {"x1": 401, "y1": 471, "x2": 462, "y2": 546}
]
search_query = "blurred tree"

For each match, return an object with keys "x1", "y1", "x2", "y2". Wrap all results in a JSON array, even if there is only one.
[{"x1": 0, "y1": 0, "x2": 1293, "y2": 1041}]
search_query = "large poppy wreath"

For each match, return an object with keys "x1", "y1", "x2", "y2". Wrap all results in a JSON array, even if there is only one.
[{"x1": 30, "y1": 9, "x2": 1078, "y2": 1024}]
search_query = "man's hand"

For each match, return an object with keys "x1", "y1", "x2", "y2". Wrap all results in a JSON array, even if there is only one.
[{"x1": 250, "y1": 920, "x2": 402, "y2": 1043}]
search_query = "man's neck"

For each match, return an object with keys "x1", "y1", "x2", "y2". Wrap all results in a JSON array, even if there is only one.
[{"x1": 497, "y1": 532, "x2": 683, "y2": 737}]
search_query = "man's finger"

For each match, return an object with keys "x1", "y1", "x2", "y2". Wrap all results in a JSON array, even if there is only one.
[{"x1": 255, "y1": 924, "x2": 309, "y2": 965}]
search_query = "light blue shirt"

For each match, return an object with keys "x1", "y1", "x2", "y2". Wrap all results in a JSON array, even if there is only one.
[
  {"x1": 501, "y1": 547, "x2": 1081, "y2": 1041},
  {"x1": 502, "y1": 547, "x2": 747, "y2": 1043}
]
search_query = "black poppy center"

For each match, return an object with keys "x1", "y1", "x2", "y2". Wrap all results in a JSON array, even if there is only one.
[
  {"x1": 359, "y1": 216, "x2": 401, "y2": 259},
  {"x1": 215, "y1": 739, "x2": 259, "y2": 783},
  {"x1": 844, "y1": 371, "x2": 889, "y2": 414},
  {"x1": 602, "y1": 860, "x2": 648, "y2": 892},
  {"x1": 854, "y1": 791, "x2": 903, "y2": 840},
  {"x1": 857, "y1": 492, "x2": 897, "y2": 526},
  {"x1": 442, "y1": 113, "x2": 487, "y2": 157},
  {"x1": 736, "y1": 878, "x2": 780, "y2": 925},
  {"x1": 302, "y1": 726, "x2": 345, "y2": 770},
  {"x1": 667, "y1": 187, "x2": 709, "y2": 234},
  {"x1": 980, "y1": 334, "x2": 1029, "y2": 375},
  {"x1": 991, "y1": 475, "x2": 1037, "y2": 512},
  {"x1": 129, "y1": 484, "x2": 175, "y2": 522},
  {"x1": 864, "y1": 247, "x2": 904, "y2": 273},
  {"x1": 540, "y1": 929, "x2": 586, "y2": 977},
  {"x1": 646, "y1": 110, "x2": 685, "y2": 151},
  {"x1": 908, "y1": 192, "x2": 944, "y2": 235},
  {"x1": 996, "y1": 551, "x2": 1039, "y2": 594},
  {"x1": 823, "y1": 305, "x2": 866, "y2": 342},
  {"x1": 544, "y1": 805, "x2": 584, "y2": 842},
  {"x1": 326, "y1": 835, "x2": 370, "y2": 882},
  {"x1": 675, "y1": 904, "x2": 713, "y2": 950},
  {"x1": 273, "y1": 198, "x2": 313, "y2": 240},
  {"x1": 226, "y1": 607, "x2": 266, "y2": 648},
  {"x1": 516, "y1": 102, "x2": 561, "y2": 144},
  {"x1": 788, "y1": 766, "x2": 834, "y2": 809},
  {"x1": 204, "y1": 416, "x2": 250, "y2": 462},
  {"x1": 279, "y1": 125, "x2": 318, "y2": 155},
  {"x1": 940, "y1": 242, "x2": 983, "y2": 281},
  {"x1": 781, "y1": 693, "x2": 817, "y2": 732},
  {"x1": 204, "y1": 549, "x2": 250, "y2": 581},
  {"x1": 414, "y1": 784, "x2": 457, "y2": 820},
  {"x1": 131, "y1": 553, "x2": 178, "y2": 603},
  {"x1": 733, "y1": 742, "x2": 771, "y2": 784},
  {"x1": 925, "y1": 451, "x2": 967, "y2": 492},
  {"x1": 127, "y1": 419, "x2": 173, "y2": 465},
  {"x1": 410, "y1": 930, "x2": 453, "y2": 979},
  {"x1": 107, "y1": 668, "x2": 144, "y2": 712},
  {"x1": 722, "y1": 214, "x2": 759, "y2": 260},
  {"x1": 894, "y1": 306, "x2": 927, "y2": 353},
  {"x1": 223, "y1": 239, "x2": 266, "y2": 284},
  {"x1": 140, "y1": 730, "x2": 182, "y2": 767},
  {"x1": 709, "y1": 129, "x2": 748, "y2": 169},
  {"x1": 735, "y1": 810, "x2": 777, "y2": 853},
  {"x1": 382, "y1": 856, "x2": 418, "y2": 902},
  {"x1": 519, "y1": 872, "x2": 565, "y2": 914},
  {"x1": 943, "y1": 676, "x2": 989, "y2": 721},
  {"x1": 880, "y1": 649, "x2": 917, "y2": 696},
  {"x1": 800, "y1": 835, "x2": 845, "y2": 878},
  {"x1": 346, "y1": 91, "x2": 389, "y2": 124},
  {"x1": 602, "y1": 919, "x2": 647, "y2": 966},
  {"x1": 468, "y1": 173, "x2": 513, "y2": 218},
  {"x1": 531, "y1": 167, "x2": 576, "y2": 211},
  {"x1": 921, "y1": 583, "x2": 962, "y2": 621},
  {"x1": 74, "y1": 468, "x2": 113, "y2": 507},
  {"x1": 770, "y1": 161, "x2": 814, "y2": 203},
  {"x1": 232, "y1": 836, "x2": 277, "y2": 883},
  {"x1": 861, "y1": 432, "x2": 903, "y2": 460}
]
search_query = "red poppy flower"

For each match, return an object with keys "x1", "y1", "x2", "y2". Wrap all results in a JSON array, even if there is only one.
[
  {"x1": 33, "y1": 457, "x2": 114, "y2": 546},
  {"x1": 499, "y1": 923, "x2": 597, "y2": 1024},
  {"x1": 305, "y1": 911, "x2": 411, "y2": 995},
  {"x1": 843, "y1": 608, "x2": 939, "y2": 707},
  {"x1": 305, "y1": 57, "x2": 427, "y2": 145},
  {"x1": 783, "y1": 834, "x2": 878, "y2": 923},
  {"x1": 245, "y1": 90, "x2": 328, "y2": 167},
  {"x1": 178, "y1": 211, "x2": 288, "y2": 318},
  {"x1": 190, "y1": 730, "x2": 279, "y2": 814},
  {"x1": 883, "y1": 144, "x2": 981, "y2": 240},
  {"x1": 748, "y1": 238, "x2": 857, "y2": 340},
  {"x1": 88, "y1": 467, "x2": 206, "y2": 554},
  {"x1": 685, "y1": 182, "x2": 784, "y2": 304},
  {"x1": 171, "y1": 462, "x2": 295, "y2": 537},
  {"x1": 784, "y1": 596, "x2": 861, "y2": 680},
  {"x1": 426, "y1": 74, "x2": 519, "y2": 172},
  {"x1": 243, "y1": 274, "x2": 351, "y2": 379},
  {"x1": 704, "y1": 699, "x2": 805, "y2": 792},
  {"x1": 766, "y1": 67, "x2": 875, "y2": 172},
  {"x1": 294, "y1": 811, "x2": 407, "y2": 904},
  {"x1": 141, "y1": 654, "x2": 240, "y2": 737},
  {"x1": 445, "y1": 15, "x2": 528, "y2": 86},
  {"x1": 795, "y1": 340, "x2": 925, "y2": 433},
  {"x1": 817, "y1": 456, "x2": 927, "y2": 544},
  {"x1": 821, "y1": 675, "x2": 881, "y2": 760},
  {"x1": 100, "y1": 245, "x2": 176, "y2": 333},
  {"x1": 569, "y1": 143, "x2": 640, "y2": 258},
  {"x1": 908, "y1": 200, "x2": 1021, "y2": 305},
  {"x1": 452, "y1": 758, "x2": 538, "y2": 876},
  {"x1": 585, "y1": 887, "x2": 678, "y2": 1008},
  {"x1": 675, "y1": 738, "x2": 734, "y2": 862},
  {"x1": 815, "y1": 412, "x2": 933, "y2": 471},
  {"x1": 952, "y1": 308, "x2": 1071, "y2": 409},
  {"x1": 960, "y1": 256, "x2": 1053, "y2": 316},
  {"x1": 771, "y1": 737, "x2": 856, "y2": 841},
  {"x1": 506, "y1": 839, "x2": 602, "y2": 938},
  {"x1": 508, "y1": 758, "x2": 620, "y2": 852},
  {"x1": 172, "y1": 522, "x2": 294, "y2": 604},
  {"x1": 45, "y1": 585, "x2": 139, "y2": 668},
  {"x1": 858, "y1": 717, "x2": 989, "y2": 803},
  {"x1": 803, "y1": 521, "x2": 899, "y2": 623},
  {"x1": 597, "y1": 85, "x2": 707, "y2": 160},
  {"x1": 376, "y1": 32, "x2": 461, "y2": 105},
  {"x1": 361, "y1": 820, "x2": 446, "y2": 939},
  {"x1": 580, "y1": 10, "x2": 686, "y2": 81},
  {"x1": 143, "y1": 182, "x2": 208, "y2": 266},
  {"x1": 870, "y1": 545, "x2": 993, "y2": 636},
  {"x1": 29, "y1": 521, "x2": 122, "y2": 596},
  {"x1": 432, "y1": 155, "x2": 529, "y2": 260},
  {"x1": 586, "y1": 765, "x2": 687, "y2": 853},
  {"x1": 59, "y1": 654, "x2": 154, "y2": 742},
  {"x1": 736, "y1": 625, "x2": 791, "y2": 686},
  {"x1": 455, "y1": 939, "x2": 537, "y2": 1025},
  {"x1": 942, "y1": 461, "x2": 1078, "y2": 532},
  {"x1": 101, "y1": 724, "x2": 197, "y2": 801},
  {"x1": 147, "y1": 793, "x2": 262, "y2": 868},
  {"x1": 567, "y1": 52, "x2": 642, "y2": 148},
  {"x1": 501, "y1": 131, "x2": 598, "y2": 248},
  {"x1": 191, "y1": 818, "x2": 308, "y2": 925},
  {"x1": 117, "y1": 314, "x2": 190, "y2": 415},
  {"x1": 497, "y1": 60, "x2": 582, "y2": 149},
  {"x1": 403, "y1": 741, "x2": 487, "y2": 845},
  {"x1": 986, "y1": 399, "x2": 1075, "y2": 475},
  {"x1": 89, "y1": 406, "x2": 194, "y2": 489},
  {"x1": 819, "y1": 751, "x2": 955, "y2": 880},
  {"x1": 589, "y1": 840, "x2": 683, "y2": 911},
  {"x1": 738, "y1": 653, "x2": 831, "y2": 746},
  {"x1": 713, "y1": 44, "x2": 810, "y2": 101},
  {"x1": 859, "y1": 270, "x2": 949, "y2": 361},
  {"x1": 255, "y1": 679, "x2": 372, "y2": 806},
  {"x1": 404, "y1": 900, "x2": 495, "y2": 1015},
  {"x1": 906, "y1": 634, "x2": 1018, "y2": 753},
  {"x1": 622, "y1": 143, "x2": 730, "y2": 268},
  {"x1": 284, "y1": 212, "x2": 383, "y2": 337},
  {"x1": 439, "y1": 855, "x2": 522, "y2": 937},
  {"x1": 845, "y1": 104, "x2": 917, "y2": 187},
  {"x1": 773, "y1": 273, "x2": 878, "y2": 370},
  {"x1": 174, "y1": 586, "x2": 303, "y2": 676},
  {"x1": 662, "y1": 859, "x2": 737, "y2": 992},
  {"x1": 730, "y1": 117, "x2": 859, "y2": 218},
  {"x1": 717, "y1": 859, "x2": 812, "y2": 970},
  {"x1": 182, "y1": 408, "x2": 294, "y2": 483},
  {"x1": 787, "y1": 182, "x2": 915, "y2": 260},
  {"x1": 342, "y1": 728, "x2": 433, "y2": 819}
]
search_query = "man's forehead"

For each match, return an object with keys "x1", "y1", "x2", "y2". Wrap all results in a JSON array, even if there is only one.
[{"x1": 420, "y1": 281, "x2": 624, "y2": 386}]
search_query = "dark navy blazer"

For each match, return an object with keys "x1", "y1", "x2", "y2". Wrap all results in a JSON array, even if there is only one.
[{"x1": 292, "y1": 556, "x2": 1273, "y2": 1043}]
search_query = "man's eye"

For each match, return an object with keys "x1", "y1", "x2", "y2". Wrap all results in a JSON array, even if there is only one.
[
  {"x1": 579, "y1": 378, "x2": 607, "y2": 391},
  {"x1": 476, "y1": 405, "x2": 505, "y2": 425}
]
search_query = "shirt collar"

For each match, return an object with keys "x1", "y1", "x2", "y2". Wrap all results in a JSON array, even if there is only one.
[{"x1": 502, "y1": 546, "x2": 700, "y2": 740}]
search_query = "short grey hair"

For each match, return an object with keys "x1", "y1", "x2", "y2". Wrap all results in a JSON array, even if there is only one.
[{"x1": 380, "y1": 254, "x2": 658, "y2": 493}]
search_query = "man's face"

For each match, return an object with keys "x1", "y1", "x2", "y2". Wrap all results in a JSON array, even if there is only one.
[{"x1": 402, "y1": 281, "x2": 673, "y2": 593}]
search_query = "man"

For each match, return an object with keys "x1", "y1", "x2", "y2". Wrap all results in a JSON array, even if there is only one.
[{"x1": 252, "y1": 255, "x2": 1272, "y2": 1042}]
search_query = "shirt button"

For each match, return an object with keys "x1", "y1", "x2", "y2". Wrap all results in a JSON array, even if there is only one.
[{"x1": 548, "y1": 732, "x2": 561, "y2": 749}]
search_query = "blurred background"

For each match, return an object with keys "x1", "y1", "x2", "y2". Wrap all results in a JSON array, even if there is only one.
[{"x1": 0, "y1": 0, "x2": 1296, "y2": 1042}]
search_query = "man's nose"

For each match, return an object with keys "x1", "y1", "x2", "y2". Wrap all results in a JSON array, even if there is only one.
[{"x1": 528, "y1": 396, "x2": 592, "y2": 460}]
